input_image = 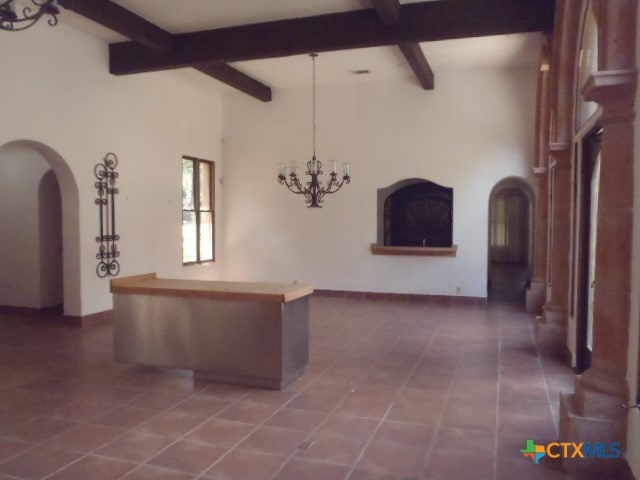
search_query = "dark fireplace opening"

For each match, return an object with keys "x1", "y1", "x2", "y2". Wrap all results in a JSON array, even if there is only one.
[{"x1": 380, "y1": 180, "x2": 453, "y2": 247}]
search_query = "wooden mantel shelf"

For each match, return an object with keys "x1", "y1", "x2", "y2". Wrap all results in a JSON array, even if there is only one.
[{"x1": 370, "y1": 244, "x2": 458, "y2": 257}]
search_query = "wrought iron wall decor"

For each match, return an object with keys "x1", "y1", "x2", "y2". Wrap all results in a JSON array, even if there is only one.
[
  {"x1": 94, "y1": 152, "x2": 120, "y2": 278},
  {"x1": 0, "y1": 0, "x2": 60, "y2": 31}
]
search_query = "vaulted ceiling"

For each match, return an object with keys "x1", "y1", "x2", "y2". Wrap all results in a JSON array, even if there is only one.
[{"x1": 56, "y1": 0, "x2": 554, "y2": 101}]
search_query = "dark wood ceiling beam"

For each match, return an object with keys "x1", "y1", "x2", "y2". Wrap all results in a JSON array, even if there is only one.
[
  {"x1": 371, "y1": 0, "x2": 434, "y2": 90},
  {"x1": 109, "y1": 0, "x2": 555, "y2": 75},
  {"x1": 58, "y1": 0, "x2": 173, "y2": 52},
  {"x1": 397, "y1": 43, "x2": 434, "y2": 90},
  {"x1": 58, "y1": 0, "x2": 272, "y2": 102},
  {"x1": 194, "y1": 64, "x2": 272, "y2": 102}
]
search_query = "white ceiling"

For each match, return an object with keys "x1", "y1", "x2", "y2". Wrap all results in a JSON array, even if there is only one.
[{"x1": 58, "y1": 0, "x2": 542, "y2": 91}]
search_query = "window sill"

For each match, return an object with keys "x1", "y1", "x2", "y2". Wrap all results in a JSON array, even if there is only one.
[{"x1": 370, "y1": 244, "x2": 458, "y2": 257}]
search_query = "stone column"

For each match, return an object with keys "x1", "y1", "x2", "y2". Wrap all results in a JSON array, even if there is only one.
[
  {"x1": 526, "y1": 167, "x2": 548, "y2": 314},
  {"x1": 535, "y1": 144, "x2": 571, "y2": 356},
  {"x1": 559, "y1": 1, "x2": 637, "y2": 476},
  {"x1": 527, "y1": 62, "x2": 551, "y2": 315}
]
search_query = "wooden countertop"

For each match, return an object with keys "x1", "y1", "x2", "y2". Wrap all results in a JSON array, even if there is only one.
[{"x1": 111, "y1": 273, "x2": 314, "y2": 303}]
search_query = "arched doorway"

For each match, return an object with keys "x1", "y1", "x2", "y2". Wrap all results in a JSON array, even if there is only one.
[
  {"x1": 487, "y1": 177, "x2": 534, "y2": 306},
  {"x1": 0, "y1": 140, "x2": 80, "y2": 316}
]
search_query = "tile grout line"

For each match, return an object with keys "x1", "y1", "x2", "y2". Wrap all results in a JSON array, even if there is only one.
[
  {"x1": 193, "y1": 302, "x2": 404, "y2": 480},
  {"x1": 345, "y1": 304, "x2": 449, "y2": 480}
]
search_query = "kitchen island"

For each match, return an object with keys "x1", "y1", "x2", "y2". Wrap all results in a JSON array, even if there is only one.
[{"x1": 111, "y1": 273, "x2": 313, "y2": 390}]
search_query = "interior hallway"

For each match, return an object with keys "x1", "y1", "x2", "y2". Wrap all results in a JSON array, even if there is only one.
[
  {"x1": 488, "y1": 262, "x2": 530, "y2": 307},
  {"x1": 0, "y1": 297, "x2": 601, "y2": 480}
]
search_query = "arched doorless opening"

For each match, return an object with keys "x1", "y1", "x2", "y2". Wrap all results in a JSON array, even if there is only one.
[
  {"x1": 0, "y1": 140, "x2": 80, "y2": 316},
  {"x1": 487, "y1": 177, "x2": 535, "y2": 306}
]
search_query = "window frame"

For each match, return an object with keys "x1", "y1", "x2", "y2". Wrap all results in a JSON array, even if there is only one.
[{"x1": 182, "y1": 156, "x2": 215, "y2": 265}]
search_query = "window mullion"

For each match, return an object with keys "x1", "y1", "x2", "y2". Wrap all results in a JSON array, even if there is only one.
[{"x1": 194, "y1": 160, "x2": 201, "y2": 263}]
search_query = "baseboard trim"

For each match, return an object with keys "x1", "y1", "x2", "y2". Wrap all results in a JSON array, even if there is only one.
[
  {"x1": 313, "y1": 289, "x2": 487, "y2": 307},
  {"x1": 0, "y1": 304, "x2": 63, "y2": 316},
  {"x1": 63, "y1": 310, "x2": 114, "y2": 327},
  {"x1": 0, "y1": 305, "x2": 113, "y2": 327}
]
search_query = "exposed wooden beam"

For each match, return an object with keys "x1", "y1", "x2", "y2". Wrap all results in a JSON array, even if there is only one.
[
  {"x1": 371, "y1": 0, "x2": 434, "y2": 90},
  {"x1": 58, "y1": 0, "x2": 173, "y2": 52},
  {"x1": 109, "y1": 0, "x2": 555, "y2": 76},
  {"x1": 397, "y1": 43, "x2": 434, "y2": 90},
  {"x1": 58, "y1": 0, "x2": 272, "y2": 102},
  {"x1": 194, "y1": 64, "x2": 272, "y2": 102}
]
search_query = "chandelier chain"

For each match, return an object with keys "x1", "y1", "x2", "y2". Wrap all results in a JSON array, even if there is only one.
[{"x1": 312, "y1": 53, "x2": 316, "y2": 158}]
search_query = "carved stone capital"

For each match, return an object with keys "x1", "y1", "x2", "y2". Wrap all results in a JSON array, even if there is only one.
[{"x1": 582, "y1": 70, "x2": 637, "y2": 124}]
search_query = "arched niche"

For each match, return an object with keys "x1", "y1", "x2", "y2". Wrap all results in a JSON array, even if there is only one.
[
  {"x1": 0, "y1": 140, "x2": 81, "y2": 315},
  {"x1": 377, "y1": 178, "x2": 453, "y2": 247}
]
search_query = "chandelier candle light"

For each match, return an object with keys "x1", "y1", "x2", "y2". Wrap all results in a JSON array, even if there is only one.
[
  {"x1": 0, "y1": 0, "x2": 59, "y2": 31},
  {"x1": 277, "y1": 53, "x2": 350, "y2": 208}
]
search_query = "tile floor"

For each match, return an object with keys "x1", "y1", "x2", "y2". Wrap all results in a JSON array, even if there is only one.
[{"x1": 0, "y1": 297, "x2": 593, "y2": 479}]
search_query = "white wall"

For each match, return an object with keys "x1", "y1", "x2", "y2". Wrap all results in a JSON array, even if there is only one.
[
  {"x1": 625, "y1": 9, "x2": 640, "y2": 477},
  {"x1": 0, "y1": 145, "x2": 62, "y2": 308},
  {"x1": 0, "y1": 19, "x2": 224, "y2": 316},
  {"x1": 222, "y1": 69, "x2": 537, "y2": 297}
]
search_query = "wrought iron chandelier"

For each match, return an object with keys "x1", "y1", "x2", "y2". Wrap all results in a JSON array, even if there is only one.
[
  {"x1": 278, "y1": 53, "x2": 351, "y2": 208},
  {"x1": 0, "y1": 0, "x2": 59, "y2": 31}
]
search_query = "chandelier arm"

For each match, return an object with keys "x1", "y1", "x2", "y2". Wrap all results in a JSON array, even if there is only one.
[
  {"x1": 0, "y1": 0, "x2": 58, "y2": 31},
  {"x1": 278, "y1": 175, "x2": 312, "y2": 197},
  {"x1": 324, "y1": 177, "x2": 349, "y2": 194}
]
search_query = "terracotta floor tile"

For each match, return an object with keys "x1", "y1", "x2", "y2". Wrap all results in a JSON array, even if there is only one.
[
  {"x1": 242, "y1": 389, "x2": 297, "y2": 407},
  {"x1": 424, "y1": 449, "x2": 495, "y2": 480},
  {"x1": 170, "y1": 396, "x2": 230, "y2": 418},
  {"x1": 349, "y1": 468, "x2": 420, "y2": 480},
  {"x1": 185, "y1": 419, "x2": 256, "y2": 447},
  {"x1": 295, "y1": 433, "x2": 367, "y2": 466},
  {"x1": 50, "y1": 400, "x2": 115, "y2": 422},
  {"x1": 203, "y1": 449, "x2": 287, "y2": 480},
  {"x1": 238, "y1": 426, "x2": 308, "y2": 455},
  {"x1": 333, "y1": 395, "x2": 394, "y2": 419},
  {"x1": 44, "y1": 423, "x2": 126, "y2": 453},
  {"x1": 128, "y1": 392, "x2": 190, "y2": 411},
  {"x1": 96, "y1": 431, "x2": 173, "y2": 462},
  {"x1": 315, "y1": 414, "x2": 379, "y2": 440},
  {"x1": 498, "y1": 397, "x2": 554, "y2": 419},
  {"x1": 386, "y1": 396, "x2": 443, "y2": 425},
  {"x1": 0, "y1": 445, "x2": 83, "y2": 480},
  {"x1": 432, "y1": 427, "x2": 496, "y2": 455},
  {"x1": 199, "y1": 384, "x2": 253, "y2": 402},
  {"x1": 0, "y1": 437, "x2": 32, "y2": 462},
  {"x1": 357, "y1": 441, "x2": 428, "y2": 477},
  {"x1": 265, "y1": 407, "x2": 327, "y2": 432},
  {"x1": 92, "y1": 405, "x2": 159, "y2": 430},
  {"x1": 0, "y1": 298, "x2": 579, "y2": 480},
  {"x1": 135, "y1": 411, "x2": 205, "y2": 438},
  {"x1": 286, "y1": 391, "x2": 345, "y2": 413},
  {"x1": 440, "y1": 399, "x2": 497, "y2": 432},
  {"x1": 4, "y1": 416, "x2": 77, "y2": 443},
  {"x1": 148, "y1": 440, "x2": 227, "y2": 475},
  {"x1": 274, "y1": 458, "x2": 350, "y2": 480},
  {"x1": 496, "y1": 458, "x2": 569, "y2": 480},
  {"x1": 46, "y1": 455, "x2": 136, "y2": 480},
  {"x1": 215, "y1": 401, "x2": 278, "y2": 425},
  {"x1": 121, "y1": 465, "x2": 196, "y2": 480},
  {"x1": 0, "y1": 408, "x2": 38, "y2": 434},
  {"x1": 373, "y1": 420, "x2": 435, "y2": 448},
  {"x1": 497, "y1": 413, "x2": 557, "y2": 440}
]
